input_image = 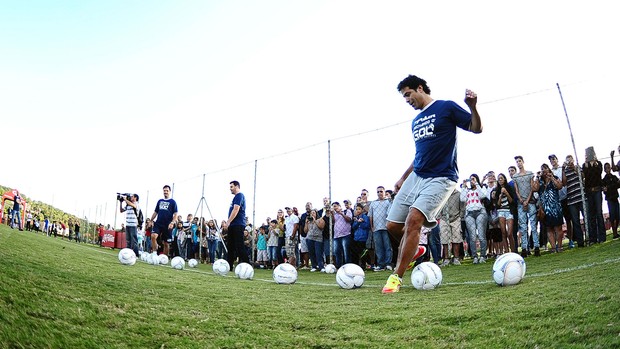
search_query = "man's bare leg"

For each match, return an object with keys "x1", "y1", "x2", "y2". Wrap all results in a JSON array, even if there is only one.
[
  {"x1": 151, "y1": 233, "x2": 159, "y2": 253},
  {"x1": 388, "y1": 208, "x2": 425, "y2": 278}
]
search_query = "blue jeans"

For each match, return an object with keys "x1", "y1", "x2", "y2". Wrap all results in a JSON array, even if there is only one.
[
  {"x1": 518, "y1": 203, "x2": 539, "y2": 249},
  {"x1": 306, "y1": 239, "x2": 324, "y2": 269},
  {"x1": 125, "y1": 225, "x2": 139, "y2": 256},
  {"x1": 586, "y1": 190, "x2": 607, "y2": 243},
  {"x1": 208, "y1": 239, "x2": 217, "y2": 263},
  {"x1": 373, "y1": 229, "x2": 393, "y2": 268},
  {"x1": 466, "y1": 209, "x2": 488, "y2": 257},
  {"x1": 268, "y1": 246, "x2": 278, "y2": 263},
  {"x1": 11, "y1": 209, "x2": 21, "y2": 228},
  {"x1": 568, "y1": 202, "x2": 585, "y2": 246},
  {"x1": 429, "y1": 225, "x2": 441, "y2": 263},
  {"x1": 333, "y1": 235, "x2": 352, "y2": 268}
]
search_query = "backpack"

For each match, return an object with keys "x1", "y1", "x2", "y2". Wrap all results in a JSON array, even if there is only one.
[{"x1": 133, "y1": 207, "x2": 144, "y2": 229}]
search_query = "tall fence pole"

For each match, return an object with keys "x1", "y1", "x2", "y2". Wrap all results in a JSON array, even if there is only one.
[{"x1": 556, "y1": 82, "x2": 589, "y2": 242}]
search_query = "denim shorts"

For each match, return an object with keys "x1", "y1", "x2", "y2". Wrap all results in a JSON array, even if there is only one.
[
  {"x1": 497, "y1": 209, "x2": 513, "y2": 220},
  {"x1": 387, "y1": 173, "x2": 457, "y2": 228}
]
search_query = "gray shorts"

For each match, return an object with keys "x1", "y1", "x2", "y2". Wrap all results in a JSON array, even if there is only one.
[{"x1": 387, "y1": 173, "x2": 457, "y2": 228}]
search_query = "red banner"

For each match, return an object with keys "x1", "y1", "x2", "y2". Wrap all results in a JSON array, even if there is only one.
[{"x1": 101, "y1": 230, "x2": 116, "y2": 248}]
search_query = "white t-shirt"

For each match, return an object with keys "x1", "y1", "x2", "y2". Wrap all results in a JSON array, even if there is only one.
[{"x1": 284, "y1": 215, "x2": 299, "y2": 238}]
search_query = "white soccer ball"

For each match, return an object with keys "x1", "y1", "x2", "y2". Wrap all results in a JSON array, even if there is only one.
[
  {"x1": 213, "y1": 259, "x2": 230, "y2": 276},
  {"x1": 273, "y1": 263, "x2": 298, "y2": 284},
  {"x1": 170, "y1": 256, "x2": 185, "y2": 270},
  {"x1": 188, "y1": 259, "x2": 198, "y2": 268},
  {"x1": 324, "y1": 263, "x2": 337, "y2": 274},
  {"x1": 492, "y1": 252, "x2": 526, "y2": 286},
  {"x1": 150, "y1": 252, "x2": 160, "y2": 265},
  {"x1": 158, "y1": 254, "x2": 169, "y2": 265},
  {"x1": 336, "y1": 263, "x2": 365, "y2": 289},
  {"x1": 411, "y1": 262, "x2": 443, "y2": 290},
  {"x1": 118, "y1": 248, "x2": 136, "y2": 266},
  {"x1": 234, "y1": 262, "x2": 255, "y2": 280}
]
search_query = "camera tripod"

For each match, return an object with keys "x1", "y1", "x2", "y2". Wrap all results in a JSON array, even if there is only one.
[{"x1": 193, "y1": 174, "x2": 228, "y2": 263}]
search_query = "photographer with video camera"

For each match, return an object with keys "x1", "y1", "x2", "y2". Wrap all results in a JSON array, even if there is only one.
[{"x1": 118, "y1": 193, "x2": 140, "y2": 256}]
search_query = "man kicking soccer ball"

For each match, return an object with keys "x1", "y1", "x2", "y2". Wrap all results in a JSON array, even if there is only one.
[{"x1": 382, "y1": 75, "x2": 483, "y2": 294}]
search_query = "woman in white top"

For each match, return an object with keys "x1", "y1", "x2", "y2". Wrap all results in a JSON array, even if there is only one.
[{"x1": 460, "y1": 173, "x2": 489, "y2": 263}]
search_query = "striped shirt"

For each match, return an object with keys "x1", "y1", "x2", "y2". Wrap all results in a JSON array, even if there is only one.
[
  {"x1": 564, "y1": 166, "x2": 583, "y2": 206},
  {"x1": 125, "y1": 204, "x2": 139, "y2": 227}
]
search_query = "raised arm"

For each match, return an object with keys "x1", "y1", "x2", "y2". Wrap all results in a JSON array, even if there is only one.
[{"x1": 465, "y1": 89, "x2": 482, "y2": 133}]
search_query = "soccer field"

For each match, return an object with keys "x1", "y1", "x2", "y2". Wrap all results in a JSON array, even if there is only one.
[{"x1": 1, "y1": 225, "x2": 619, "y2": 348}]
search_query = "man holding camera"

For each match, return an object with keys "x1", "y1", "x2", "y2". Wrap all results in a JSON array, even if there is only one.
[{"x1": 119, "y1": 193, "x2": 140, "y2": 257}]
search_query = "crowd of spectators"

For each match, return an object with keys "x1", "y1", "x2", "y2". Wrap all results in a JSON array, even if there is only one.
[{"x1": 134, "y1": 146, "x2": 620, "y2": 272}]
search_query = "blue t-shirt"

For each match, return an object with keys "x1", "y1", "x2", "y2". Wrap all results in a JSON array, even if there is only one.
[
  {"x1": 228, "y1": 192, "x2": 246, "y2": 227},
  {"x1": 154, "y1": 198, "x2": 178, "y2": 228},
  {"x1": 412, "y1": 100, "x2": 472, "y2": 182},
  {"x1": 13, "y1": 195, "x2": 20, "y2": 211}
]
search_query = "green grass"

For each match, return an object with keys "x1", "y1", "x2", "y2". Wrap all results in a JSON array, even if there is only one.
[{"x1": 1, "y1": 225, "x2": 619, "y2": 349}]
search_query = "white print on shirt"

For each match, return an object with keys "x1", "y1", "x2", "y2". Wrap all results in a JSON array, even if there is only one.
[
  {"x1": 413, "y1": 114, "x2": 436, "y2": 141},
  {"x1": 159, "y1": 201, "x2": 170, "y2": 210}
]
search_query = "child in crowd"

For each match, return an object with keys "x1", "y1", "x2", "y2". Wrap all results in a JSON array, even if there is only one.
[
  {"x1": 200, "y1": 219, "x2": 209, "y2": 263},
  {"x1": 267, "y1": 220, "x2": 279, "y2": 269},
  {"x1": 173, "y1": 221, "x2": 186, "y2": 259},
  {"x1": 351, "y1": 203, "x2": 370, "y2": 268},
  {"x1": 255, "y1": 225, "x2": 269, "y2": 269}
]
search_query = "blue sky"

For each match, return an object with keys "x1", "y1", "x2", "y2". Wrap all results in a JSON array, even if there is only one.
[{"x1": 2, "y1": 1, "x2": 619, "y2": 227}]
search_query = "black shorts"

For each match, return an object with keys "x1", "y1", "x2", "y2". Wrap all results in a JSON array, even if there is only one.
[{"x1": 154, "y1": 224, "x2": 172, "y2": 243}]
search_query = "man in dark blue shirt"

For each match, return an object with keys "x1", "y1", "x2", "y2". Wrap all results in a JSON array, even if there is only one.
[
  {"x1": 150, "y1": 185, "x2": 178, "y2": 256},
  {"x1": 382, "y1": 75, "x2": 483, "y2": 294},
  {"x1": 222, "y1": 180, "x2": 248, "y2": 270},
  {"x1": 11, "y1": 191, "x2": 23, "y2": 231}
]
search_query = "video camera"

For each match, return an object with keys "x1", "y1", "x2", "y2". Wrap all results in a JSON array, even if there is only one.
[{"x1": 116, "y1": 193, "x2": 132, "y2": 202}]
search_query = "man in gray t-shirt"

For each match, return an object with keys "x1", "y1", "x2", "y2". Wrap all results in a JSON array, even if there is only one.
[
  {"x1": 369, "y1": 186, "x2": 392, "y2": 271},
  {"x1": 513, "y1": 155, "x2": 540, "y2": 257}
]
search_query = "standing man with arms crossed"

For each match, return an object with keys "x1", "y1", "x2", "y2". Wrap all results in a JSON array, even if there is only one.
[
  {"x1": 369, "y1": 186, "x2": 393, "y2": 271},
  {"x1": 382, "y1": 75, "x2": 482, "y2": 294},
  {"x1": 150, "y1": 185, "x2": 178, "y2": 257},
  {"x1": 222, "y1": 180, "x2": 249, "y2": 269}
]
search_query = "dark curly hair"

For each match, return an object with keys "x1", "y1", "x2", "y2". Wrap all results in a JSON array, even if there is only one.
[{"x1": 397, "y1": 75, "x2": 431, "y2": 94}]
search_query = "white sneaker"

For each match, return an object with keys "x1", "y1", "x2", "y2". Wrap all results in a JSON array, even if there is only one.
[
  {"x1": 386, "y1": 265, "x2": 393, "y2": 271},
  {"x1": 310, "y1": 268, "x2": 317, "y2": 272},
  {"x1": 320, "y1": 268, "x2": 326, "y2": 273},
  {"x1": 452, "y1": 258, "x2": 461, "y2": 266},
  {"x1": 441, "y1": 259, "x2": 450, "y2": 267},
  {"x1": 473, "y1": 256, "x2": 479, "y2": 264},
  {"x1": 479, "y1": 257, "x2": 487, "y2": 264}
]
